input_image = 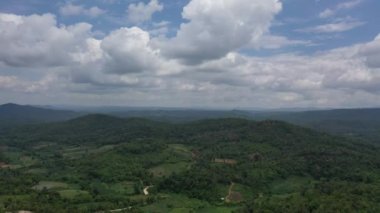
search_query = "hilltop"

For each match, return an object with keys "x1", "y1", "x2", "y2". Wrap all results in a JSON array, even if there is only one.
[{"x1": 252, "y1": 108, "x2": 380, "y2": 142}]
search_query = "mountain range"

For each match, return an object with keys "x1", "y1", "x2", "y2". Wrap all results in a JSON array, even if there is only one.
[{"x1": 1, "y1": 103, "x2": 380, "y2": 142}]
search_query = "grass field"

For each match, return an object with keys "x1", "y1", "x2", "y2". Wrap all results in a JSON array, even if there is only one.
[
  {"x1": 270, "y1": 176, "x2": 314, "y2": 195},
  {"x1": 168, "y1": 144, "x2": 193, "y2": 158},
  {"x1": 149, "y1": 162, "x2": 191, "y2": 177},
  {"x1": 32, "y1": 142, "x2": 58, "y2": 150},
  {"x1": 58, "y1": 189, "x2": 90, "y2": 199},
  {"x1": 32, "y1": 181, "x2": 69, "y2": 190},
  {"x1": 109, "y1": 181, "x2": 136, "y2": 195},
  {"x1": 61, "y1": 145, "x2": 117, "y2": 159},
  {"x1": 25, "y1": 168, "x2": 48, "y2": 174},
  {"x1": 0, "y1": 151, "x2": 35, "y2": 169}
]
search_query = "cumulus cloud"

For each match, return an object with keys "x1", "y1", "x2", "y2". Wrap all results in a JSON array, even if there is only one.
[
  {"x1": 59, "y1": 3, "x2": 106, "y2": 18},
  {"x1": 359, "y1": 34, "x2": 380, "y2": 68},
  {"x1": 173, "y1": 33, "x2": 380, "y2": 105},
  {"x1": 101, "y1": 27, "x2": 161, "y2": 74},
  {"x1": 1, "y1": 8, "x2": 380, "y2": 107},
  {"x1": 0, "y1": 13, "x2": 94, "y2": 67},
  {"x1": 159, "y1": 0, "x2": 282, "y2": 64},
  {"x1": 127, "y1": 0, "x2": 163, "y2": 24},
  {"x1": 0, "y1": 12, "x2": 171, "y2": 90}
]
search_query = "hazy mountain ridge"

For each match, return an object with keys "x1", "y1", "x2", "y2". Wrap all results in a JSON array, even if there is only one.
[
  {"x1": 2, "y1": 103, "x2": 380, "y2": 142},
  {"x1": 0, "y1": 103, "x2": 83, "y2": 129},
  {"x1": 252, "y1": 108, "x2": 380, "y2": 142}
]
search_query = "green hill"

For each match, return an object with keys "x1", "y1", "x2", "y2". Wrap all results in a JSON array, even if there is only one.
[
  {"x1": 0, "y1": 115, "x2": 379, "y2": 212},
  {"x1": 2, "y1": 114, "x2": 169, "y2": 145},
  {"x1": 252, "y1": 108, "x2": 380, "y2": 142}
]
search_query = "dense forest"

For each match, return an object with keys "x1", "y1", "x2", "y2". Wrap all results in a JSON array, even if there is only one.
[
  {"x1": 2, "y1": 103, "x2": 380, "y2": 143},
  {"x1": 1, "y1": 114, "x2": 380, "y2": 212},
  {"x1": 252, "y1": 108, "x2": 380, "y2": 143}
]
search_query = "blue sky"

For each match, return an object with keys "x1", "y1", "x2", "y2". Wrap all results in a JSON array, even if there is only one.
[
  {"x1": 0, "y1": 0, "x2": 379, "y2": 108},
  {"x1": 1, "y1": 0, "x2": 378, "y2": 53}
]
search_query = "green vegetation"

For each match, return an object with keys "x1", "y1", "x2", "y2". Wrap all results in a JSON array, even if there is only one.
[
  {"x1": 253, "y1": 108, "x2": 380, "y2": 142},
  {"x1": 149, "y1": 162, "x2": 191, "y2": 177},
  {"x1": 0, "y1": 115, "x2": 380, "y2": 212},
  {"x1": 32, "y1": 181, "x2": 69, "y2": 191},
  {"x1": 58, "y1": 190, "x2": 90, "y2": 199}
]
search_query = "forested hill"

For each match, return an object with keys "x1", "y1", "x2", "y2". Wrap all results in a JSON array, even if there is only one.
[
  {"x1": 0, "y1": 114, "x2": 357, "y2": 146},
  {"x1": 1, "y1": 115, "x2": 380, "y2": 212},
  {"x1": 2, "y1": 102, "x2": 380, "y2": 143},
  {"x1": 110, "y1": 109, "x2": 250, "y2": 122},
  {"x1": 3, "y1": 114, "x2": 378, "y2": 151},
  {"x1": 2, "y1": 114, "x2": 170, "y2": 145},
  {"x1": 0, "y1": 103, "x2": 82, "y2": 129},
  {"x1": 252, "y1": 108, "x2": 380, "y2": 142}
]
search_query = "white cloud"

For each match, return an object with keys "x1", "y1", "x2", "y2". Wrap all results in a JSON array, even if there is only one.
[
  {"x1": 359, "y1": 34, "x2": 380, "y2": 68},
  {"x1": 127, "y1": 0, "x2": 163, "y2": 24},
  {"x1": 101, "y1": 27, "x2": 161, "y2": 74},
  {"x1": 99, "y1": 0, "x2": 119, "y2": 4},
  {"x1": 1, "y1": 11, "x2": 380, "y2": 108},
  {"x1": 171, "y1": 33, "x2": 380, "y2": 107},
  {"x1": 249, "y1": 35, "x2": 313, "y2": 50},
  {"x1": 158, "y1": 0, "x2": 282, "y2": 64},
  {"x1": 0, "y1": 76, "x2": 19, "y2": 90},
  {"x1": 0, "y1": 12, "x2": 170, "y2": 90},
  {"x1": 0, "y1": 75, "x2": 58, "y2": 93},
  {"x1": 297, "y1": 19, "x2": 365, "y2": 33},
  {"x1": 59, "y1": 3, "x2": 106, "y2": 18},
  {"x1": 319, "y1": 0, "x2": 363, "y2": 18},
  {"x1": 71, "y1": 38, "x2": 103, "y2": 65},
  {"x1": 337, "y1": 0, "x2": 363, "y2": 10},
  {"x1": 0, "y1": 13, "x2": 93, "y2": 67},
  {"x1": 319, "y1": 9, "x2": 335, "y2": 19}
]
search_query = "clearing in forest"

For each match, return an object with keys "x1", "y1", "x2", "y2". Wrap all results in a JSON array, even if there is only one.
[
  {"x1": 214, "y1": 158, "x2": 237, "y2": 165},
  {"x1": 32, "y1": 181, "x2": 69, "y2": 190},
  {"x1": 225, "y1": 183, "x2": 243, "y2": 203}
]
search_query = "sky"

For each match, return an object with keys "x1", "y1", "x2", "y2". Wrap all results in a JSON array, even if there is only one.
[{"x1": 0, "y1": 0, "x2": 379, "y2": 109}]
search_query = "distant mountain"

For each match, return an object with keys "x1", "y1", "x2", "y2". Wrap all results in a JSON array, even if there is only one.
[
  {"x1": 252, "y1": 108, "x2": 380, "y2": 142},
  {"x1": 0, "y1": 103, "x2": 83, "y2": 129},
  {"x1": 110, "y1": 109, "x2": 250, "y2": 122},
  {"x1": 34, "y1": 105, "x2": 253, "y2": 122},
  {"x1": 112, "y1": 108, "x2": 380, "y2": 142},
  {"x1": 2, "y1": 114, "x2": 169, "y2": 144},
  {"x1": 2, "y1": 103, "x2": 380, "y2": 142}
]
